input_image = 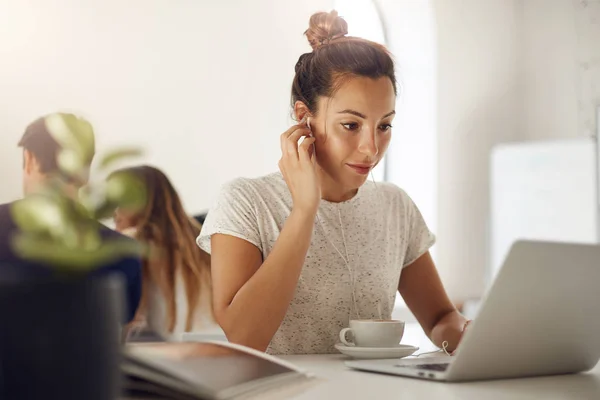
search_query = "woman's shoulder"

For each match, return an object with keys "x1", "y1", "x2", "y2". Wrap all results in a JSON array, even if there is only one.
[
  {"x1": 363, "y1": 180, "x2": 413, "y2": 205},
  {"x1": 198, "y1": 172, "x2": 288, "y2": 250},
  {"x1": 218, "y1": 172, "x2": 287, "y2": 201}
]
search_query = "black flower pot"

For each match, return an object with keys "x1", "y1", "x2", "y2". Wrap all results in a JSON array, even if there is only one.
[{"x1": 0, "y1": 274, "x2": 124, "y2": 400}]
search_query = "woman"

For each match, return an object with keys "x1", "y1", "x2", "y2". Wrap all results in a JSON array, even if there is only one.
[
  {"x1": 198, "y1": 11, "x2": 470, "y2": 354},
  {"x1": 113, "y1": 165, "x2": 217, "y2": 341}
]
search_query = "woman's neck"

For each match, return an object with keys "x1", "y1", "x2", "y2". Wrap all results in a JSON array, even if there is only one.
[{"x1": 317, "y1": 168, "x2": 358, "y2": 203}]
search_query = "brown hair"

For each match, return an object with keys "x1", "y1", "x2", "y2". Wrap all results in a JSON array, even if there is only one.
[
  {"x1": 291, "y1": 10, "x2": 397, "y2": 116},
  {"x1": 116, "y1": 165, "x2": 211, "y2": 332}
]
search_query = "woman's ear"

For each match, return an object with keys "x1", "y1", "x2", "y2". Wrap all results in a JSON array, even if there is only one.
[{"x1": 293, "y1": 101, "x2": 311, "y2": 123}]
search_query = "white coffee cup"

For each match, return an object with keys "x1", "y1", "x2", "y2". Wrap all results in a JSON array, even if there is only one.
[{"x1": 339, "y1": 319, "x2": 405, "y2": 348}]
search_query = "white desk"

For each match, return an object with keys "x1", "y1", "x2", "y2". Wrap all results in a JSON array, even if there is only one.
[
  {"x1": 131, "y1": 323, "x2": 600, "y2": 399},
  {"x1": 281, "y1": 354, "x2": 600, "y2": 399},
  {"x1": 279, "y1": 323, "x2": 600, "y2": 399}
]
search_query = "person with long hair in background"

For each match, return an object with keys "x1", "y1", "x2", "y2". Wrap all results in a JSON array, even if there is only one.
[{"x1": 113, "y1": 165, "x2": 218, "y2": 341}]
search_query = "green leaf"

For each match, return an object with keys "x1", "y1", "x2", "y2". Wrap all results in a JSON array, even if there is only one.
[
  {"x1": 45, "y1": 113, "x2": 95, "y2": 164},
  {"x1": 57, "y1": 148, "x2": 85, "y2": 177},
  {"x1": 92, "y1": 200, "x2": 119, "y2": 221},
  {"x1": 98, "y1": 147, "x2": 143, "y2": 170},
  {"x1": 10, "y1": 196, "x2": 68, "y2": 236},
  {"x1": 105, "y1": 171, "x2": 147, "y2": 212},
  {"x1": 80, "y1": 226, "x2": 102, "y2": 251},
  {"x1": 70, "y1": 196, "x2": 94, "y2": 220},
  {"x1": 78, "y1": 183, "x2": 105, "y2": 216}
]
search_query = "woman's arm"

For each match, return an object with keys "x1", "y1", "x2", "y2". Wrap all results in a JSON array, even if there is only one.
[
  {"x1": 398, "y1": 251, "x2": 468, "y2": 352},
  {"x1": 209, "y1": 121, "x2": 319, "y2": 352},
  {"x1": 211, "y1": 209, "x2": 315, "y2": 351}
]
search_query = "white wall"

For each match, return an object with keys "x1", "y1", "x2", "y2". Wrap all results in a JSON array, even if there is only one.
[
  {"x1": 522, "y1": 0, "x2": 600, "y2": 140},
  {"x1": 0, "y1": 0, "x2": 331, "y2": 213},
  {"x1": 434, "y1": 0, "x2": 600, "y2": 302},
  {"x1": 433, "y1": 0, "x2": 524, "y2": 302}
]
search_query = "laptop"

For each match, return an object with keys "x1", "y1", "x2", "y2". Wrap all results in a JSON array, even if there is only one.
[{"x1": 345, "y1": 240, "x2": 600, "y2": 382}]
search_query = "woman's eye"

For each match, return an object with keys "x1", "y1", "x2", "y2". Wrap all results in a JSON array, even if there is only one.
[
  {"x1": 341, "y1": 122, "x2": 360, "y2": 131},
  {"x1": 379, "y1": 123, "x2": 393, "y2": 132}
]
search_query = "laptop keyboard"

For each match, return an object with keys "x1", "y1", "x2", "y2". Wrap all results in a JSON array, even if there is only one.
[{"x1": 407, "y1": 363, "x2": 450, "y2": 372}]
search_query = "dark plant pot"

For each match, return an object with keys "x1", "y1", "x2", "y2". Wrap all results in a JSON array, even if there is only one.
[{"x1": 0, "y1": 274, "x2": 124, "y2": 400}]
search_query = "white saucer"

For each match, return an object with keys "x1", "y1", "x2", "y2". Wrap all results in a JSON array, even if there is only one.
[{"x1": 334, "y1": 343, "x2": 419, "y2": 360}]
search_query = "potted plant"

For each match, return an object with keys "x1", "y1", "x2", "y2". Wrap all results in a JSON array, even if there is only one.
[{"x1": 0, "y1": 113, "x2": 146, "y2": 400}]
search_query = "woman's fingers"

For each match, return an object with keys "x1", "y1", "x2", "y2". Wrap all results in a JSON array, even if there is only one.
[
  {"x1": 280, "y1": 125, "x2": 312, "y2": 160},
  {"x1": 298, "y1": 137, "x2": 316, "y2": 164}
]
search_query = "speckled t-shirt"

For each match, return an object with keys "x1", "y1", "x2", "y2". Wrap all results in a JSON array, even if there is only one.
[{"x1": 197, "y1": 172, "x2": 435, "y2": 355}]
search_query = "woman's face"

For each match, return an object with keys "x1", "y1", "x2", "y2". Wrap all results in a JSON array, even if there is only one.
[
  {"x1": 113, "y1": 206, "x2": 138, "y2": 232},
  {"x1": 309, "y1": 76, "x2": 396, "y2": 194}
]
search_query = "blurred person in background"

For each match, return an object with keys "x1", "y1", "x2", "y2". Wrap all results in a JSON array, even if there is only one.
[
  {"x1": 114, "y1": 165, "x2": 219, "y2": 341},
  {"x1": 0, "y1": 113, "x2": 142, "y2": 322}
]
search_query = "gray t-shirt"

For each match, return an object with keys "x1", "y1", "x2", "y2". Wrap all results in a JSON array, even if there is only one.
[{"x1": 197, "y1": 172, "x2": 435, "y2": 354}]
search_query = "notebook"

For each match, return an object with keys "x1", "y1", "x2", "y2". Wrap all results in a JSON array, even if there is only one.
[{"x1": 122, "y1": 341, "x2": 316, "y2": 400}]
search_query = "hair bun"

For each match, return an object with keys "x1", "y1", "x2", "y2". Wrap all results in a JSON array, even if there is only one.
[{"x1": 305, "y1": 10, "x2": 348, "y2": 50}]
